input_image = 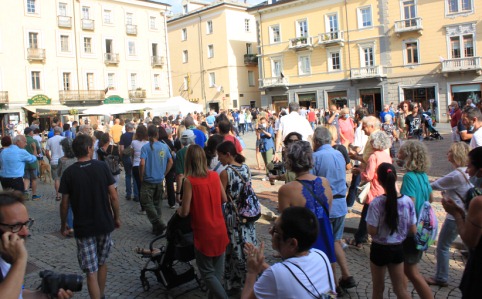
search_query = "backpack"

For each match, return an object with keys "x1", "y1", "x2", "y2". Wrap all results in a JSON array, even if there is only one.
[
  {"x1": 122, "y1": 145, "x2": 134, "y2": 157},
  {"x1": 105, "y1": 145, "x2": 121, "y2": 176},
  {"x1": 227, "y1": 166, "x2": 261, "y2": 223},
  {"x1": 415, "y1": 201, "x2": 438, "y2": 251}
]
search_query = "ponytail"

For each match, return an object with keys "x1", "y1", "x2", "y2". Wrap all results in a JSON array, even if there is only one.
[
  {"x1": 147, "y1": 125, "x2": 158, "y2": 150},
  {"x1": 377, "y1": 163, "x2": 399, "y2": 235}
]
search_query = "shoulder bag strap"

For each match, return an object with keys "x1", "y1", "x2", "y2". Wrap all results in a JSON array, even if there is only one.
[
  {"x1": 227, "y1": 165, "x2": 246, "y2": 184},
  {"x1": 314, "y1": 251, "x2": 336, "y2": 293},
  {"x1": 281, "y1": 262, "x2": 322, "y2": 299},
  {"x1": 455, "y1": 168, "x2": 471, "y2": 186},
  {"x1": 213, "y1": 161, "x2": 222, "y2": 172},
  {"x1": 296, "y1": 179, "x2": 330, "y2": 217}
]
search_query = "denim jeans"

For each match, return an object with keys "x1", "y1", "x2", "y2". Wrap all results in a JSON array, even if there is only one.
[
  {"x1": 239, "y1": 123, "x2": 245, "y2": 134},
  {"x1": 132, "y1": 166, "x2": 142, "y2": 208},
  {"x1": 354, "y1": 203, "x2": 369, "y2": 244},
  {"x1": 346, "y1": 172, "x2": 361, "y2": 208},
  {"x1": 67, "y1": 204, "x2": 73, "y2": 229},
  {"x1": 195, "y1": 249, "x2": 227, "y2": 299},
  {"x1": 122, "y1": 156, "x2": 137, "y2": 198},
  {"x1": 435, "y1": 218, "x2": 458, "y2": 283}
]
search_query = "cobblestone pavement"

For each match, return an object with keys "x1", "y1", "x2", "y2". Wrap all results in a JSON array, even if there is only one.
[{"x1": 18, "y1": 124, "x2": 465, "y2": 298}]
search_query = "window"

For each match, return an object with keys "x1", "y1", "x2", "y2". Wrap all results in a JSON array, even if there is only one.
[
  {"x1": 209, "y1": 72, "x2": 216, "y2": 87},
  {"x1": 270, "y1": 25, "x2": 280, "y2": 43},
  {"x1": 328, "y1": 50, "x2": 341, "y2": 71},
  {"x1": 60, "y1": 35, "x2": 69, "y2": 52},
  {"x1": 59, "y1": 2, "x2": 67, "y2": 16},
  {"x1": 271, "y1": 57, "x2": 282, "y2": 77},
  {"x1": 448, "y1": 0, "x2": 472, "y2": 14},
  {"x1": 450, "y1": 35, "x2": 474, "y2": 59},
  {"x1": 182, "y1": 50, "x2": 188, "y2": 63},
  {"x1": 150, "y1": 17, "x2": 157, "y2": 30},
  {"x1": 82, "y1": 6, "x2": 90, "y2": 19},
  {"x1": 358, "y1": 6, "x2": 372, "y2": 28},
  {"x1": 130, "y1": 73, "x2": 137, "y2": 90},
  {"x1": 246, "y1": 43, "x2": 253, "y2": 54},
  {"x1": 86, "y1": 73, "x2": 94, "y2": 90},
  {"x1": 206, "y1": 21, "x2": 213, "y2": 34},
  {"x1": 208, "y1": 45, "x2": 214, "y2": 58},
  {"x1": 298, "y1": 55, "x2": 311, "y2": 75},
  {"x1": 451, "y1": 37, "x2": 461, "y2": 58},
  {"x1": 296, "y1": 19, "x2": 308, "y2": 37},
  {"x1": 27, "y1": 0, "x2": 36, "y2": 13},
  {"x1": 31, "y1": 71, "x2": 41, "y2": 90},
  {"x1": 83, "y1": 37, "x2": 92, "y2": 53},
  {"x1": 183, "y1": 76, "x2": 189, "y2": 91},
  {"x1": 245, "y1": 19, "x2": 250, "y2": 32},
  {"x1": 108, "y1": 73, "x2": 115, "y2": 90},
  {"x1": 62, "y1": 72, "x2": 70, "y2": 90},
  {"x1": 128, "y1": 41, "x2": 136, "y2": 56},
  {"x1": 103, "y1": 9, "x2": 112, "y2": 24},
  {"x1": 362, "y1": 46, "x2": 374, "y2": 66},
  {"x1": 248, "y1": 71, "x2": 255, "y2": 87},
  {"x1": 326, "y1": 14, "x2": 339, "y2": 38},
  {"x1": 29, "y1": 32, "x2": 38, "y2": 48},
  {"x1": 126, "y1": 13, "x2": 133, "y2": 25},
  {"x1": 154, "y1": 74, "x2": 160, "y2": 90},
  {"x1": 404, "y1": 41, "x2": 419, "y2": 64},
  {"x1": 181, "y1": 28, "x2": 187, "y2": 41},
  {"x1": 402, "y1": 1, "x2": 416, "y2": 20},
  {"x1": 464, "y1": 35, "x2": 474, "y2": 57}
]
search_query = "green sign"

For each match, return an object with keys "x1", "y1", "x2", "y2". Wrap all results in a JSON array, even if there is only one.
[
  {"x1": 28, "y1": 94, "x2": 51, "y2": 105},
  {"x1": 104, "y1": 95, "x2": 124, "y2": 104}
]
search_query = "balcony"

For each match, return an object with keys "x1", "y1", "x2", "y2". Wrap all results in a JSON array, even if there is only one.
[
  {"x1": 104, "y1": 53, "x2": 119, "y2": 65},
  {"x1": 81, "y1": 19, "x2": 94, "y2": 31},
  {"x1": 318, "y1": 31, "x2": 345, "y2": 46},
  {"x1": 0, "y1": 91, "x2": 8, "y2": 105},
  {"x1": 27, "y1": 48, "x2": 46, "y2": 62},
  {"x1": 126, "y1": 24, "x2": 137, "y2": 35},
  {"x1": 288, "y1": 36, "x2": 313, "y2": 51},
  {"x1": 151, "y1": 56, "x2": 164, "y2": 67},
  {"x1": 261, "y1": 77, "x2": 289, "y2": 88},
  {"x1": 244, "y1": 54, "x2": 258, "y2": 66},
  {"x1": 129, "y1": 89, "x2": 146, "y2": 103},
  {"x1": 59, "y1": 90, "x2": 106, "y2": 104},
  {"x1": 57, "y1": 16, "x2": 72, "y2": 28},
  {"x1": 351, "y1": 66, "x2": 386, "y2": 79},
  {"x1": 442, "y1": 57, "x2": 482, "y2": 74},
  {"x1": 394, "y1": 18, "x2": 423, "y2": 35}
]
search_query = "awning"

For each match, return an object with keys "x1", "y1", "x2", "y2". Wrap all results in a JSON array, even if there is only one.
[
  {"x1": 22, "y1": 104, "x2": 74, "y2": 113},
  {"x1": 81, "y1": 103, "x2": 167, "y2": 115}
]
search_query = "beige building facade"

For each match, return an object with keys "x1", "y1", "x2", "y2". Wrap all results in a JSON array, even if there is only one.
[
  {"x1": 167, "y1": 0, "x2": 260, "y2": 112},
  {"x1": 0, "y1": 0, "x2": 170, "y2": 131},
  {"x1": 250, "y1": 0, "x2": 481, "y2": 122}
]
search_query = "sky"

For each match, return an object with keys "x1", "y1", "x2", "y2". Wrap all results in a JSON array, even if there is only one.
[{"x1": 158, "y1": 0, "x2": 266, "y2": 14}]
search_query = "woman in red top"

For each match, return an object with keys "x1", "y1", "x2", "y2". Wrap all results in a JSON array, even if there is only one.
[{"x1": 177, "y1": 145, "x2": 229, "y2": 299}]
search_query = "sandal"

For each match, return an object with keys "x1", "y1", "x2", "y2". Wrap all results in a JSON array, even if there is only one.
[{"x1": 344, "y1": 237, "x2": 363, "y2": 250}]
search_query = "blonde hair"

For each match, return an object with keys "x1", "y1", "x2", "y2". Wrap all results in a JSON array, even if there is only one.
[
  {"x1": 340, "y1": 108, "x2": 350, "y2": 115},
  {"x1": 325, "y1": 125, "x2": 338, "y2": 142},
  {"x1": 184, "y1": 144, "x2": 208, "y2": 178},
  {"x1": 399, "y1": 140, "x2": 431, "y2": 172},
  {"x1": 450, "y1": 142, "x2": 470, "y2": 167},
  {"x1": 177, "y1": 125, "x2": 186, "y2": 140}
]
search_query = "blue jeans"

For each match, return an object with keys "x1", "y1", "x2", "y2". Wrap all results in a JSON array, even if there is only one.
[
  {"x1": 346, "y1": 171, "x2": 361, "y2": 208},
  {"x1": 67, "y1": 204, "x2": 73, "y2": 229},
  {"x1": 354, "y1": 203, "x2": 369, "y2": 244},
  {"x1": 435, "y1": 218, "x2": 458, "y2": 283},
  {"x1": 122, "y1": 156, "x2": 137, "y2": 198}
]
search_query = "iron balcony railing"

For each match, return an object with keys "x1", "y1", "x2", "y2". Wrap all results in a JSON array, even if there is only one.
[
  {"x1": 288, "y1": 36, "x2": 313, "y2": 50},
  {"x1": 57, "y1": 15, "x2": 72, "y2": 28},
  {"x1": 244, "y1": 54, "x2": 258, "y2": 65},
  {"x1": 318, "y1": 31, "x2": 345, "y2": 45},
  {"x1": 59, "y1": 90, "x2": 106, "y2": 103}
]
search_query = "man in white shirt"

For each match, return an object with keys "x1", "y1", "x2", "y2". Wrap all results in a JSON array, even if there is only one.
[
  {"x1": 46, "y1": 127, "x2": 65, "y2": 201},
  {"x1": 275, "y1": 102, "x2": 313, "y2": 152},
  {"x1": 463, "y1": 107, "x2": 482, "y2": 149}
]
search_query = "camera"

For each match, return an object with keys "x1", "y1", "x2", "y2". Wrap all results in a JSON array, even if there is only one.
[
  {"x1": 39, "y1": 270, "x2": 83, "y2": 297},
  {"x1": 267, "y1": 161, "x2": 285, "y2": 176}
]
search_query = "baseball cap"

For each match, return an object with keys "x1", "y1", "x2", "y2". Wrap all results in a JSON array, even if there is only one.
[{"x1": 181, "y1": 129, "x2": 195, "y2": 140}]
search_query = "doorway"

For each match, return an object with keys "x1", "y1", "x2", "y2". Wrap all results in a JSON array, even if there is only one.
[
  {"x1": 272, "y1": 95, "x2": 288, "y2": 113},
  {"x1": 359, "y1": 88, "x2": 382, "y2": 115},
  {"x1": 298, "y1": 93, "x2": 317, "y2": 109}
]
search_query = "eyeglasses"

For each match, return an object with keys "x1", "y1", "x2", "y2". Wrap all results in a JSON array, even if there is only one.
[
  {"x1": 413, "y1": 106, "x2": 419, "y2": 109},
  {"x1": 0, "y1": 218, "x2": 34, "y2": 233}
]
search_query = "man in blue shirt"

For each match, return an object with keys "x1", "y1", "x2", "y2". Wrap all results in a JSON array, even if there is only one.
[
  {"x1": 311, "y1": 126, "x2": 356, "y2": 293},
  {"x1": 140, "y1": 125, "x2": 173, "y2": 235},
  {"x1": 184, "y1": 116, "x2": 206, "y2": 148},
  {"x1": 379, "y1": 105, "x2": 395, "y2": 124},
  {"x1": 206, "y1": 112, "x2": 216, "y2": 132},
  {"x1": 0, "y1": 135, "x2": 37, "y2": 192}
]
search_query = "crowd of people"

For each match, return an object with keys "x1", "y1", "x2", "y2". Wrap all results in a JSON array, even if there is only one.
[{"x1": 0, "y1": 98, "x2": 481, "y2": 298}]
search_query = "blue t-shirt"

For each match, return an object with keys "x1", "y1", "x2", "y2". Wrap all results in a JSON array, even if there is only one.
[
  {"x1": 259, "y1": 127, "x2": 274, "y2": 152},
  {"x1": 190, "y1": 128, "x2": 207, "y2": 148},
  {"x1": 380, "y1": 111, "x2": 395, "y2": 123},
  {"x1": 400, "y1": 171, "x2": 432, "y2": 217},
  {"x1": 206, "y1": 115, "x2": 216, "y2": 125},
  {"x1": 140, "y1": 141, "x2": 172, "y2": 184}
]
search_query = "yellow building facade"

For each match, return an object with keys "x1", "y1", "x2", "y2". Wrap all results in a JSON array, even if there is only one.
[
  {"x1": 167, "y1": 0, "x2": 260, "y2": 112},
  {"x1": 250, "y1": 0, "x2": 481, "y2": 122}
]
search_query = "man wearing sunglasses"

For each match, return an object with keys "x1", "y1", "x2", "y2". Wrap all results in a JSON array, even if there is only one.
[{"x1": 0, "y1": 191, "x2": 73, "y2": 298}]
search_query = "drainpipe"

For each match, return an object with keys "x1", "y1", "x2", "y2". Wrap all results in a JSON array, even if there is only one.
[
  {"x1": 344, "y1": 0, "x2": 352, "y2": 82},
  {"x1": 162, "y1": 10, "x2": 172, "y2": 98},
  {"x1": 197, "y1": 12, "x2": 207, "y2": 112},
  {"x1": 73, "y1": 0, "x2": 81, "y2": 112},
  {"x1": 256, "y1": 9, "x2": 265, "y2": 108}
]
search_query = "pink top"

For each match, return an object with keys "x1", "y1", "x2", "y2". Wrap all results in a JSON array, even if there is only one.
[
  {"x1": 361, "y1": 150, "x2": 392, "y2": 204},
  {"x1": 338, "y1": 118, "x2": 355, "y2": 144}
]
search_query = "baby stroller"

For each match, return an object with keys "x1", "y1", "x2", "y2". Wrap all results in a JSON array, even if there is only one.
[
  {"x1": 138, "y1": 213, "x2": 205, "y2": 298},
  {"x1": 422, "y1": 112, "x2": 443, "y2": 140}
]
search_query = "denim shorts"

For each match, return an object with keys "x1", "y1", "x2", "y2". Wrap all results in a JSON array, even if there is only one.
[
  {"x1": 76, "y1": 233, "x2": 113, "y2": 273},
  {"x1": 23, "y1": 168, "x2": 38, "y2": 180},
  {"x1": 330, "y1": 216, "x2": 346, "y2": 241}
]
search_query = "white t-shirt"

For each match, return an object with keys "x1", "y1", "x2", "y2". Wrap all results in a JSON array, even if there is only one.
[
  {"x1": 0, "y1": 257, "x2": 23, "y2": 299},
  {"x1": 46, "y1": 135, "x2": 65, "y2": 165},
  {"x1": 352, "y1": 123, "x2": 368, "y2": 166},
  {"x1": 208, "y1": 156, "x2": 226, "y2": 175},
  {"x1": 280, "y1": 112, "x2": 314, "y2": 141},
  {"x1": 238, "y1": 113, "x2": 246, "y2": 124},
  {"x1": 470, "y1": 127, "x2": 482, "y2": 149},
  {"x1": 132, "y1": 140, "x2": 148, "y2": 166},
  {"x1": 254, "y1": 249, "x2": 335, "y2": 299}
]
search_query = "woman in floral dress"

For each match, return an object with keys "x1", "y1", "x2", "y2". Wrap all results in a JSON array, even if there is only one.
[{"x1": 217, "y1": 140, "x2": 257, "y2": 295}]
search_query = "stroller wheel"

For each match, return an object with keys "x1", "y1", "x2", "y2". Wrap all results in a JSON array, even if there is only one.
[{"x1": 141, "y1": 277, "x2": 150, "y2": 291}]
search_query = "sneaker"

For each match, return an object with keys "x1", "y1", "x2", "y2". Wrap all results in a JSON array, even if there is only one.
[
  {"x1": 341, "y1": 242, "x2": 348, "y2": 250},
  {"x1": 32, "y1": 195, "x2": 41, "y2": 201},
  {"x1": 169, "y1": 204, "x2": 177, "y2": 209},
  {"x1": 262, "y1": 176, "x2": 269, "y2": 181},
  {"x1": 137, "y1": 210, "x2": 146, "y2": 215},
  {"x1": 339, "y1": 276, "x2": 356, "y2": 289}
]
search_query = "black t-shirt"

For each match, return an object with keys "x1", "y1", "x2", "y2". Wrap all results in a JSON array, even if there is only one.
[
  {"x1": 59, "y1": 160, "x2": 116, "y2": 238},
  {"x1": 457, "y1": 119, "x2": 474, "y2": 143},
  {"x1": 405, "y1": 113, "x2": 422, "y2": 136},
  {"x1": 119, "y1": 131, "x2": 134, "y2": 147}
]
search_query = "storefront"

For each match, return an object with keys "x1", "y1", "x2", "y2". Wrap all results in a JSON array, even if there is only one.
[
  {"x1": 359, "y1": 88, "x2": 382, "y2": 115},
  {"x1": 298, "y1": 93, "x2": 317, "y2": 109},
  {"x1": 450, "y1": 83, "x2": 481, "y2": 107},
  {"x1": 271, "y1": 95, "x2": 288, "y2": 113},
  {"x1": 327, "y1": 91, "x2": 348, "y2": 109}
]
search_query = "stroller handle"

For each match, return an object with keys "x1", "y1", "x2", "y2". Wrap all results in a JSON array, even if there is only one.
[{"x1": 149, "y1": 233, "x2": 166, "y2": 251}]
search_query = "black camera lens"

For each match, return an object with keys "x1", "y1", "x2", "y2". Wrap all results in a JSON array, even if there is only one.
[{"x1": 59, "y1": 274, "x2": 83, "y2": 292}]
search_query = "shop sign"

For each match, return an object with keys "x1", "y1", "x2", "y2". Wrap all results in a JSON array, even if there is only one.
[
  {"x1": 104, "y1": 95, "x2": 124, "y2": 104},
  {"x1": 28, "y1": 94, "x2": 51, "y2": 105}
]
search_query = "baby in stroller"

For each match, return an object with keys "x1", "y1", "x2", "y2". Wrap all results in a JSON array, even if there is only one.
[{"x1": 422, "y1": 112, "x2": 443, "y2": 140}]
